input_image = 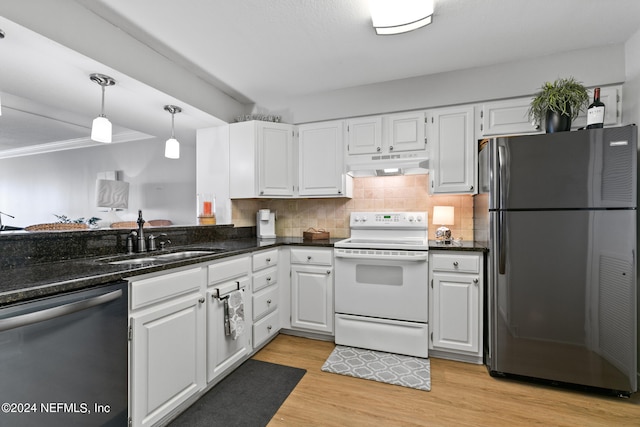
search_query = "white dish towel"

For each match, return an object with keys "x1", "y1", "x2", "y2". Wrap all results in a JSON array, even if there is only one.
[{"x1": 226, "y1": 290, "x2": 245, "y2": 340}]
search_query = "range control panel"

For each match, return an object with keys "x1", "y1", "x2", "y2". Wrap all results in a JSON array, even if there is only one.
[{"x1": 350, "y1": 212, "x2": 427, "y2": 228}]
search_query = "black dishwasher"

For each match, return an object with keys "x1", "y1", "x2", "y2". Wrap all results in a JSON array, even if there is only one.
[{"x1": 0, "y1": 281, "x2": 128, "y2": 427}]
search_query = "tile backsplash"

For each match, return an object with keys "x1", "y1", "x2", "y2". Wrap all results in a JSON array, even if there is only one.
[{"x1": 231, "y1": 175, "x2": 473, "y2": 240}]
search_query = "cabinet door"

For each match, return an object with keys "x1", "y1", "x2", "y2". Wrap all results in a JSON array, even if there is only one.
[
  {"x1": 431, "y1": 272, "x2": 479, "y2": 354},
  {"x1": 291, "y1": 264, "x2": 334, "y2": 334},
  {"x1": 572, "y1": 86, "x2": 620, "y2": 129},
  {"x1": 257, "y1": 122, "x2": 294, "y2": 197},
  {"x1": 206, "y1": 277, "x2": 251, "y2": 383},
  {"x1": 130, "y1": 294, "x2": 206, "y2": 427},
  {"x1": 478, "y1": 97, "x2": 542, "y2": 137},
  {"x1": 429, "y1": 105, "x2": 476, "y2": 194},
  {"x1": 346, "y1": 116, "x2": 382, "y2": 155},
  {"x1": 384, "y1": 111, "x2": 427, "y2": 152},
  {"x1": 298, "y1": 121, "x2": 345, "y2": 196}
]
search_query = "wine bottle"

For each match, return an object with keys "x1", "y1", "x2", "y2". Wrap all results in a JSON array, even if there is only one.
[{"x1": 586, "y1": 87, "x2": 605, "y2": 129}]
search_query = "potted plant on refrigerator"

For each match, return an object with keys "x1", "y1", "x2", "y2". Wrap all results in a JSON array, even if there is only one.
[{"x1": 527, "y1": 77, "x2": 589, "y2": 133}]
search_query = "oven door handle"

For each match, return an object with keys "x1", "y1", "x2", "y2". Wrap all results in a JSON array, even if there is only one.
[
  {"x1": 334, "y1": 251, "x2": 428, "y2": 261},
  {"x1": 0, "y1": 289, "x2": 123, "y2": 333}
]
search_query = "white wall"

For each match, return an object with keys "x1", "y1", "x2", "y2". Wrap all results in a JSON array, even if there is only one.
[
  {"x1": 286, "y1": 45, "x2": 626, "y2": 124},
  {"x1": 623, "y1": 29, "x2": 640, "y2": 126},
  {"x1": 196, "y1": 127, "x2": 232, "y2": 224},
  {"x1": 0, "y1": 139, "x2": 197, "y2": 228}
]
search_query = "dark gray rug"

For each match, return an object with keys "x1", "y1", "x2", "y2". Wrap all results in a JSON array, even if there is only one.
[
  {"x1": 321, "y1": 345, "x2": 431, "y2": 391},
  {"x1": 169, "y1": 359, "x2": 306, "y2": 427}
]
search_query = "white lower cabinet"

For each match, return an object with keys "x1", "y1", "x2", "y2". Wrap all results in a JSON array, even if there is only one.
[
  {"x1": 206, "y1": 255, "x2": 252, "y2": 383},
  {"x1": 429, "y1": 251, "x2": 484, "y2": 364},
  {"x1": 252, "y1": 249, "x2": 281, "y2": 348},
  {"x1": 129, "y1": 267, "x2": 207, "y2": 427},
  {"x1": 290, "y1": 248, "x2": 334, "y2": 335}
]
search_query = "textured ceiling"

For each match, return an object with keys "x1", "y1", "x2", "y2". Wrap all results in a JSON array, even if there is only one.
[
  {"x1": 82, "y1": 0, "x2": 640, "y2": 109},
  {"x1": 1, "y1": 0, "x2": 640, "y2": 155}
]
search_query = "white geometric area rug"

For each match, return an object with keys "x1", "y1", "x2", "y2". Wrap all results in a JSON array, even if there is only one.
[{"x1": 321, "y1": 345, "x2": 431, "y2": 391}]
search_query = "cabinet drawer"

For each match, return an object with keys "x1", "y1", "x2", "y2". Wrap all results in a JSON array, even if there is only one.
[
  {"x1": 208, "y1": 255, "x2": 250, "y2": 285},
  {"x1": 252, "y1": 249, "x2": 278, "y2": 272},
  {"x1": 252, "y1": 285, "x2": 279, "y2": 320},
  {"x1": 431, "y1": 253, "x2": 480, "y2": 273},
  {"x1": 291, "y1": 248, "x2": 332, "y2": 266},
  {"x1": 253, "y1": 309, "x2": 280, "y2": 349},
  {"x1": 253, "y1": 267, "x2": 278, "y2": 292},
  {"x1": 130, "y1": 267, "x2": 204, "y2": 310}
]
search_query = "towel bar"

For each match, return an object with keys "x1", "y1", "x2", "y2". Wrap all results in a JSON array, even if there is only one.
[{"x1": 213, "y1": 281, "x2": 241, "y2": 300}]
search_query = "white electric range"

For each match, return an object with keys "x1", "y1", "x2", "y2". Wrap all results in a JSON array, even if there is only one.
[{"x1": 334, "y1": 212, "x2": 429, "y2": 358}]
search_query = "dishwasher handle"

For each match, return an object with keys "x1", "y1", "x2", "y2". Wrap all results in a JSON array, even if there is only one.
[{"x1": 0, "y1": 289, "x2": 123, "y2": 333}]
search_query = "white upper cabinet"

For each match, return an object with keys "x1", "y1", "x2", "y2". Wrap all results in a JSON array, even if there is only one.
[
  {"x1": 428, "y1": 105, "x2": 476, "y2": 194},
  {"x1": 476, "y1": 96, "x2": 542, "y2": 138},
  {"x1": 383, "y1": 111, "x2": 427, "y2": 152},
  {"x1": 229, "y1": 121, "x2": 295, "y2": 198},
  {"x1": 298, "y1": 120, "x2": 352, "y2": 197},
  {"x1": 345, "y1": 116, "x2": 382, "y2": 155}
]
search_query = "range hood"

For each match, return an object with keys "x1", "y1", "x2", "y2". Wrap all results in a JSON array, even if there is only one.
[{"x1": 346, "y1": 152, "x2": 429, "y2": 177}]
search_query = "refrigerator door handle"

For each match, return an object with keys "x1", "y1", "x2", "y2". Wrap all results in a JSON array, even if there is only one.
[
  {"x1": 498, "y1": 211, "x2": 506, "y2": 274},
  {"x1": 497, "y1": 144, "x2": 507, "y2": 274},
  {"x1": 497, "y1": 144, "x2": 507, "y2": 210}
]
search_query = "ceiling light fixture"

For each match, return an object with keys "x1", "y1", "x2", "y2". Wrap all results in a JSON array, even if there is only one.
[
  {"x1": 369, "y1": 0, "x2": 434, "y2": 35},
  {"x1": 164, "y1": 105, "x2": 182, "y2": 159},
  {"x1": 90, "y1": 73, "x2": 116, "y2": 143}
]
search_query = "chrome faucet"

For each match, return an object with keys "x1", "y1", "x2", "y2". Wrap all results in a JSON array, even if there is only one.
[{"x1": 136, "y1": 210, "x2": 146, "y2": 252}]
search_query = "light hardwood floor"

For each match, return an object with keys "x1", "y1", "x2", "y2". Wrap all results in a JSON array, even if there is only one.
[{"x1": 252, "y1": 334, "x2": 640, "y2": 427}]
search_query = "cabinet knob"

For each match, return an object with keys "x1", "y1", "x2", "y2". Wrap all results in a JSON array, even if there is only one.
[
  {"x1": 198, "y1": 297, "x2": 205, "y2": 304},
  {"x1": 453, "y1": 261, "x2": 459, "y2": 267},
  {"x1": 473, "y1": 278, "x2": 479, "y2": 285},
  {"x1": 470, "y1": 185, "x2": 474, "y2": 191},
  {"x1": 376, "y1": 147, "x2": 381, "y2": 152},
  {"x1": 260, "y1": 191, "x2": 264, "y2": 195},
  {"x1": 266, "y1": 276, "x2": 271, "y2": 282},
  {"x1": 327, "y1": 270, "x2": 331, "y2": 275},
  {"x1": 389, "y1": 146, "x2": 394, "y2": 151},
  {"x1": 267, "y1": 325, "x2": 273, "y2": 331},
  {"x1": 307, "y1": 256, "x2": 312, "y2": 261},
  {"x1": 267, "y1": 299, "x2": 272, "y2": 304},
  {"x1": 266, "y1": 257, "x2": 271, "y2": 263}
]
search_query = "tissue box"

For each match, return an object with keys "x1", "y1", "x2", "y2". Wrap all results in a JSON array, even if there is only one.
[{"x1": 303, "y1": 228, "x2": 330, "y2": 240}]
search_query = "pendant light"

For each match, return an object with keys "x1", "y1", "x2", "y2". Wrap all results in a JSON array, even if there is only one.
[
  {"x1": 90, "y1": 73, "x2": 116, "y2": 143},
  {"x1": 164, "y1": 105, "x2": 182, "y2": 159}
]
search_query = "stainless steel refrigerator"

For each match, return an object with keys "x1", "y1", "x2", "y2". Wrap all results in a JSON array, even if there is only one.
[{"x1": 475, "y1": 125, "x2": 638, "y2": 396}]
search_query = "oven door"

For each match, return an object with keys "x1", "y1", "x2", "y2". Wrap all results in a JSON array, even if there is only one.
[{"x1": 334, "y1": 248, "x2": 429, "y2": 322}]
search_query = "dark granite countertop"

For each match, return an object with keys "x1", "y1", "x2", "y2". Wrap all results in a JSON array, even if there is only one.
[
  {"x1": 428, "y1": 240, "x2": 488, "y2": 252},
  {"x1": 0, "y1": 233, "x2": 486, "y2": 307},
  {"x1": 0, "y1": 237, "x2": 340, "y2": 307}
]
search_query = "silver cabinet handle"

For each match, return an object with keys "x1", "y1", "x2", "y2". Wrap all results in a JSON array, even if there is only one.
[
  {"x1": 389, "y1": 146, "x2": 394, "y2": 151},
  {"x1": 473, "y1": 279, "x2": 479, "y2": 285},
  {"x1": 307, "y1": 256, "x2": 312, "y2": 261},
  {"x1": 267, "y1": 325, "x2": 272, "y2": 331},
  {"x1": 266, "y1": 257, "x2": 271, "y2": 263},
  {"x1": 327, "y1": 270, "x2": 331, "y2": 275},
  {"x1": 376, "y1": 146, "x2": 381, "y2": 152},
  {"x1": 266, "y1": 276, "x2": 271, "y2": 282},
  {"x1": 0, "y1": 289, "x2": 122, "y2": 333},
  {"x1": 267, "y1": 299, "x2": 272, "y2": 304},
  {"x1": 198, "y1": 297, "x2": 205, "y2": 304},
  {"x1": 453, "y1": 261, "x2": 459, "y2": 267}
]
